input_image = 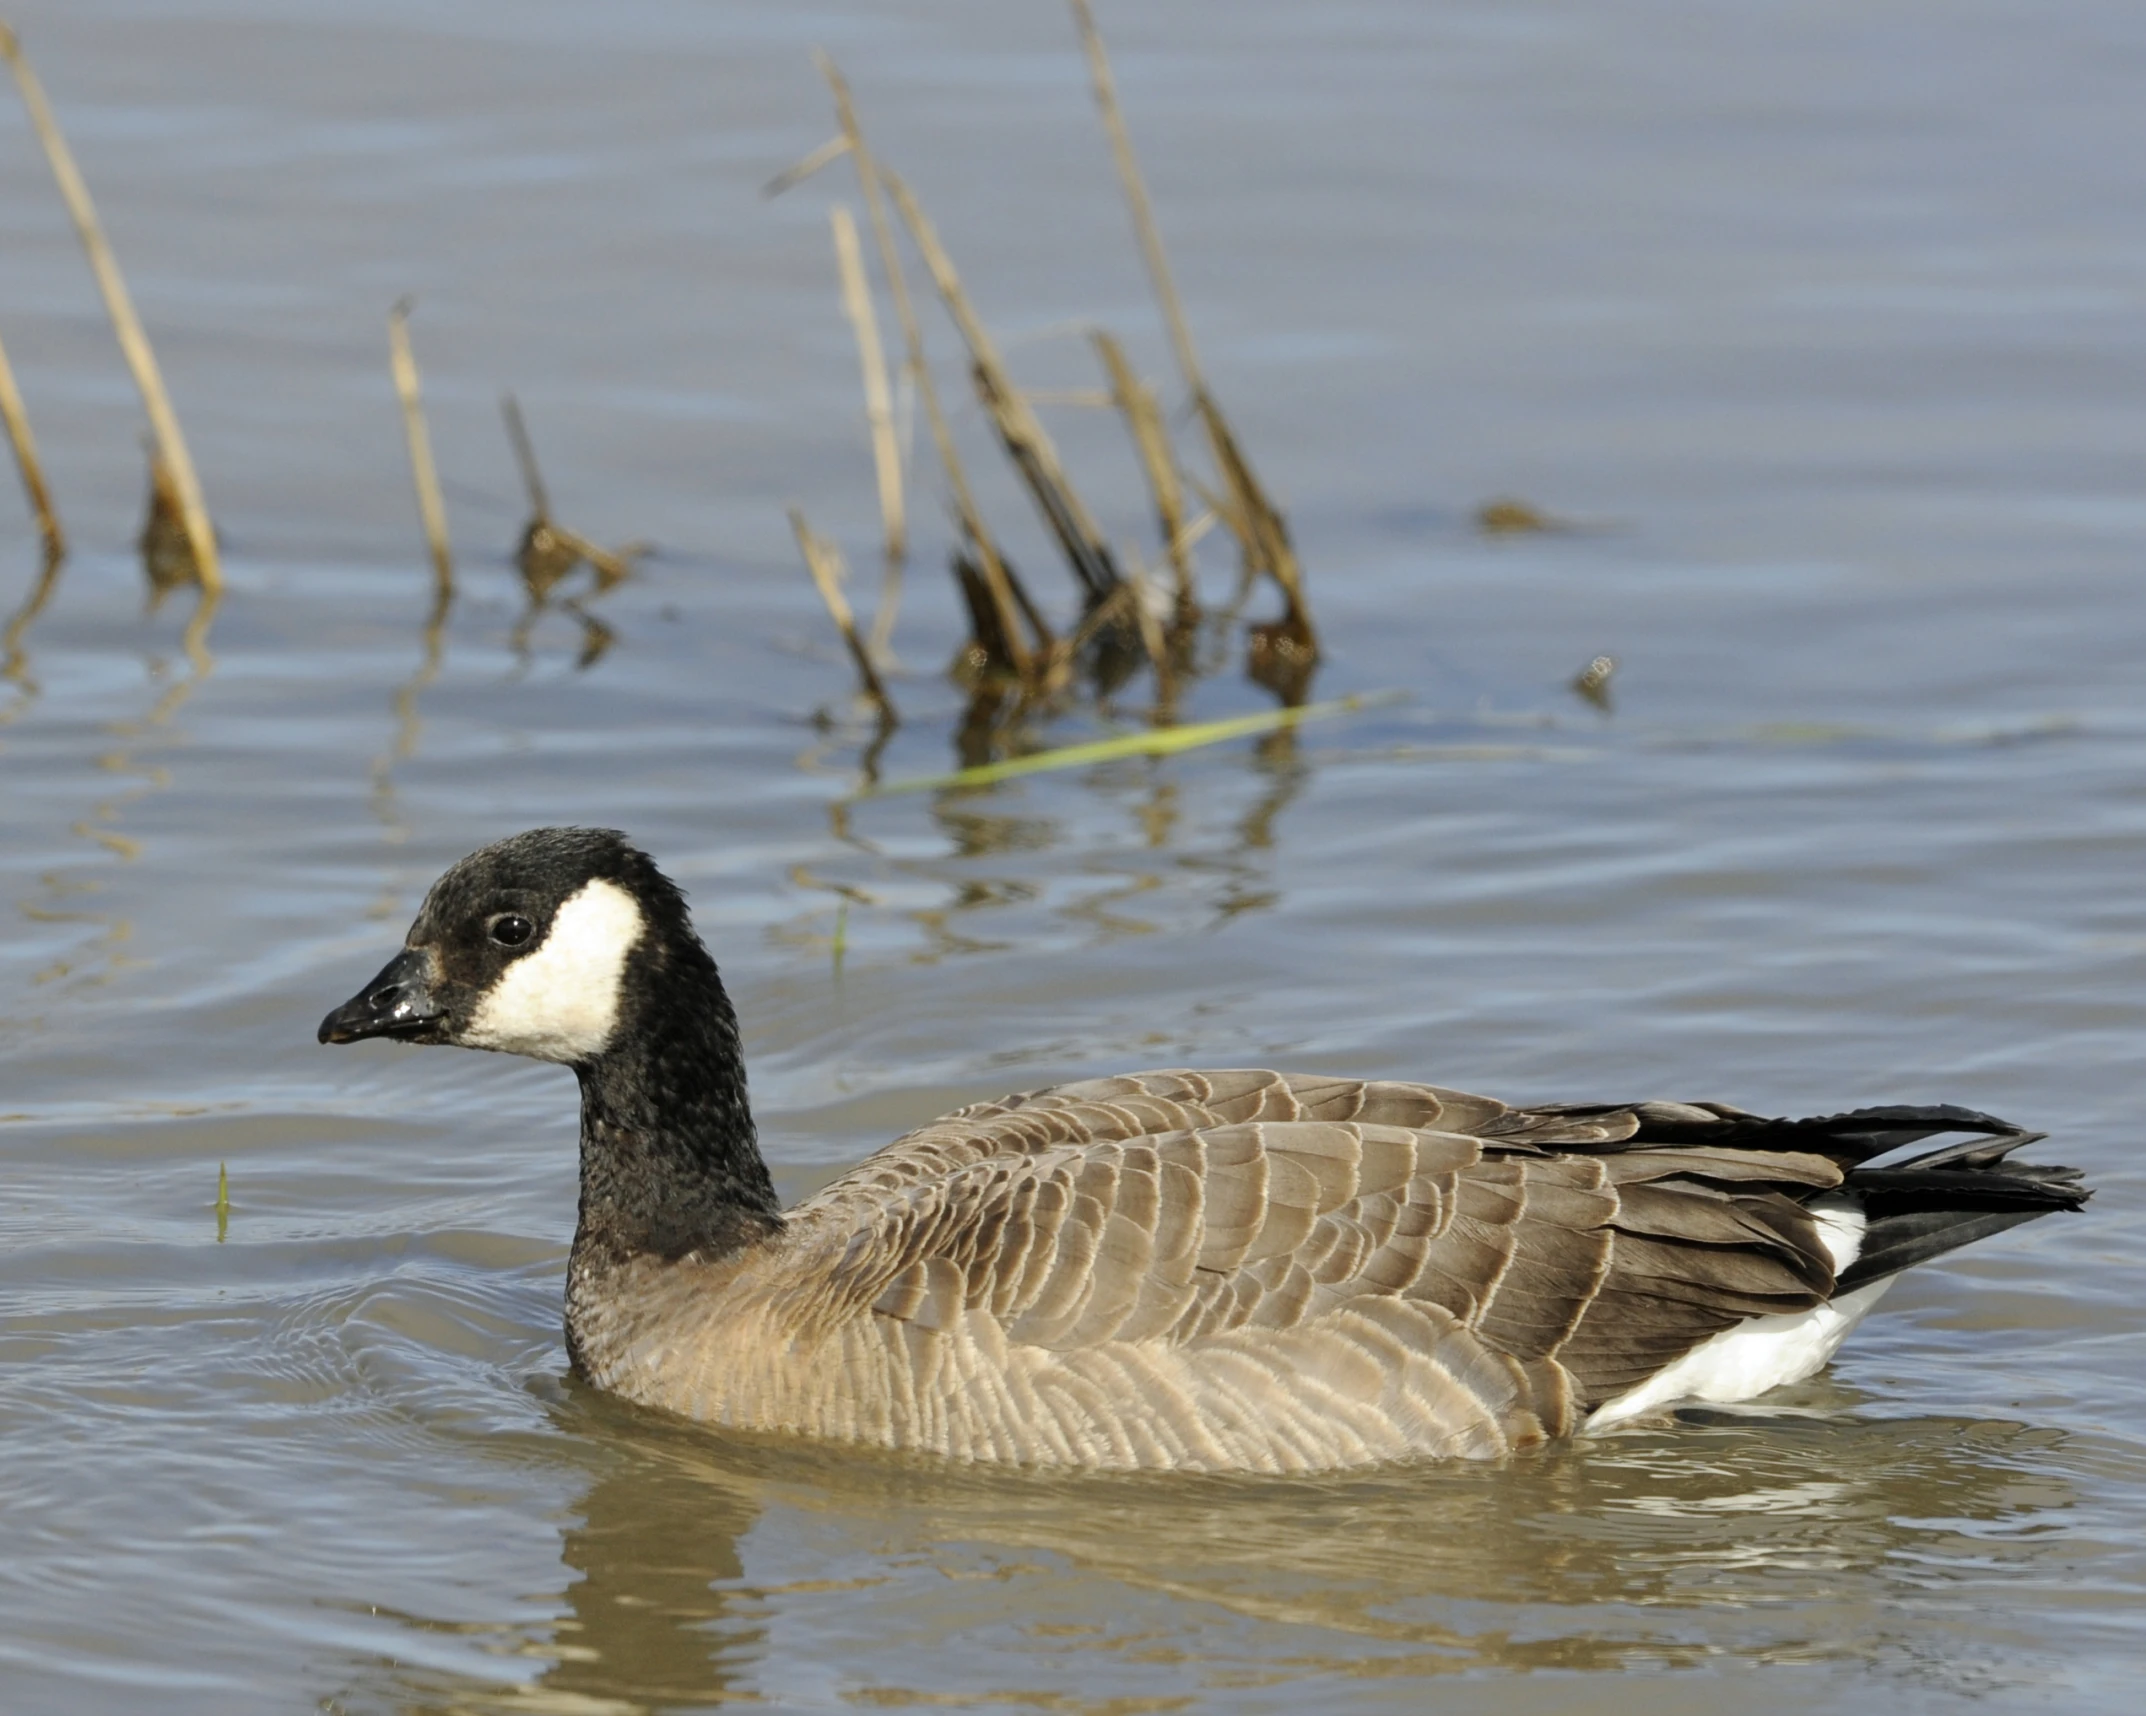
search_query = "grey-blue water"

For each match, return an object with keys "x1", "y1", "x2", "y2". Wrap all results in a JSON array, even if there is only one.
[{"x1": 2, "y1": 2, "x2": 2142, "y2": 1710}]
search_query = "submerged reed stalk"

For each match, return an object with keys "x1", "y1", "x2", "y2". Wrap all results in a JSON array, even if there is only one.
[
  {"x1": 386, "y1": 300, "x2": 453, "y2": 600},
  {"x1": 2, "y1": 23, "x2": 218, "y2": 592},
  {"x1": 0, "y1": 327, "x2": 64, "y2": 563},
  {"x1": 789, "y1": 507, "x2": 896, "y2": 725}
]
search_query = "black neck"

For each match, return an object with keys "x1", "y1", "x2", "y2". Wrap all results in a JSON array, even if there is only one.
[{"x1": 569, "y1": 941, "x2": 780, "y2": 1271}]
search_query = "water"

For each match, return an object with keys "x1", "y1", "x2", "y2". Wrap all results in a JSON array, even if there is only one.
[{"x1": 2, "y1": 1, "x2": 2143, "y2": 1710}]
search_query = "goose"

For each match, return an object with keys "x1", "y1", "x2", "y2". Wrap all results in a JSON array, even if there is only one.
[{"x1": 319, "y1": 827, "x2": 2090, "y2": 1473}]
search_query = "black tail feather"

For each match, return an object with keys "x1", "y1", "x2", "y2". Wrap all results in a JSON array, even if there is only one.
[
  {"x1": 1887, "y1": 1129, "x2": 2049, "y2": 1171},
  {"x1": 1561, "y1": 1099, "x2": 2037, "y2": 1164},
  {"x1": 1838, "y1": 1205, "x2": 2075, "y2": 1290},
  {"x1": 1602, "y1": 1097, "x2": 2091, "y2": 1290},
  {"x1": 1833, "y1": 1134, "x2": 2089, "y2": 1291},
  {"x1": 1528, "y1": 1095, "x2": 2090, "y2": 1289},
  {"x1": 1713, "y1": 1104, "x2": 2034, "y2": 1164}
]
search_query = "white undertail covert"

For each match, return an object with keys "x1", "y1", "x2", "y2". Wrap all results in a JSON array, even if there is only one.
[{"x1": 1586, "y1": 1195, "x2": 1881, "y2": 1430}]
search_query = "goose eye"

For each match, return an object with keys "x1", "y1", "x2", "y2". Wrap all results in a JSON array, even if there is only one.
[{"x1": 488, "y1": 913, "x2": 535, "y2": 948}]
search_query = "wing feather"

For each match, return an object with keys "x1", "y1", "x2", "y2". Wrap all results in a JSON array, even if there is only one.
[{"x1": 789, "y1": 1069, "x2": 1933, "y2": 1430}]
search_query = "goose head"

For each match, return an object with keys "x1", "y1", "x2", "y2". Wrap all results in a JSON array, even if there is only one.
[{"x1": 318, "y1": 826, "x2": 682, "y2": 1066}]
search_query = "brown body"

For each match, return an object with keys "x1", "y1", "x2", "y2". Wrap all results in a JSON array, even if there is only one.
[{"x1": 567, "y1": 1068, "x2": 1855, "y2": 1472}]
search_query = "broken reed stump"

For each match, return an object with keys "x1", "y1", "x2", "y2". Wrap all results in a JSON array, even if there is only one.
[
  {"x1": 790, "y1": 507, "x2": 896, "y2": 726},
  {"x1": 386, "y1": 300, "x2": 454, "y2": 599},
  {"x1": 951, "y1": 550, "x2": 1028, "y2": 686},
  {"x1": 501, "y1": 390, "x2": 576, "y2": 599},
  {"x1": 138, "y1": 446, "x2": 196, "y2": 600},
  {"x1": 500, "y1": 393, "x2": 647, "y2": 602},
  {"x1": 1067, "y1": 0, "x2": 1316, "y2": 689},
  {"x1": 0, "y1": 326, "x2": 64, "y2": 563},
  {"x1": 2, "y1": 23, "x2": 219, "y2": 593}
]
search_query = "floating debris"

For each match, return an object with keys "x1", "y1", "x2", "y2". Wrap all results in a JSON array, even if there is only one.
[
  {"x1": 1570, "y1": 654, "x2": 1616, "y2": 711},
  {"x1": 1476, "y1": 496, "x2": 1564, "y2": 536}
]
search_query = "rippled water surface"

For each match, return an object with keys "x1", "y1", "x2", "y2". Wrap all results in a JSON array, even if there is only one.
[{"x1": 3, "y1": 2, "x2": 2145, "y2": 1710}]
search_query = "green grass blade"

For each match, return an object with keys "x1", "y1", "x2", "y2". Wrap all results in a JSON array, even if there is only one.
[{"x1": 866, "y1": 691, "x2": 1400, "y2": 796}]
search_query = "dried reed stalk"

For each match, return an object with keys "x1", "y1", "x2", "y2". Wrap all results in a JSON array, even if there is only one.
[
  {"x1": 790, "y1": 507, "x2": 896, "y2": 724},
  {"x1": 0, "y1": 327, "x2": 64, "y2": 562},
  {"x1": 1067, "y1": 2, "x2": 1201, "y2": 401},
  {"x1": 387, "y1": 301, "x2": 453, "y2": 599},
  {"x1": 1067, "y1": 0, "x2": 1314, "y2": 658},
  {"x1": 763, "y1": 134, "x2": 851, "y2": 199},
  {"x1": 830, "y1": 201, "x2": 906, "y2": 604},
  {"x1": 1199, "y1": 392, "x2": 1314, "y2": 647},
  {"x1": 878, "y1": 165, "x2": 1121, "y2": 610},
  {"x1": 811, "y1": 53, "x2": 1041, "y2": 683},
  {"x1": 500, "y1": 389, "x2": 552, "y2": 520},
  {"x1": 499, "y1": 393, "x2": 645, "y2": 598},
  {"x1": 1090, "y1": 328, "x2": 1193, "y2": 625},
  {"x1": 2, "y1": 24, "x2": 218, "y2": 592},
  {"x1": 555, "y1": 525, "x2": 645, "y2": 592},
  {"x1": 499, "y1": 390, "x2": 574, "y2": 597}
]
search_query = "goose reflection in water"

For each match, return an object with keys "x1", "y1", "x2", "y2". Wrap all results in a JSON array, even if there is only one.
[{"x1": 368, "y1": 1395, "x2": 2085, "y2": 1712}]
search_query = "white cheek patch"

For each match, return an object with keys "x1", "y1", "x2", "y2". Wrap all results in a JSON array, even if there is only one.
[{"x1": 463, "y1": 877, "x2": 644, "y2": 1063}]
